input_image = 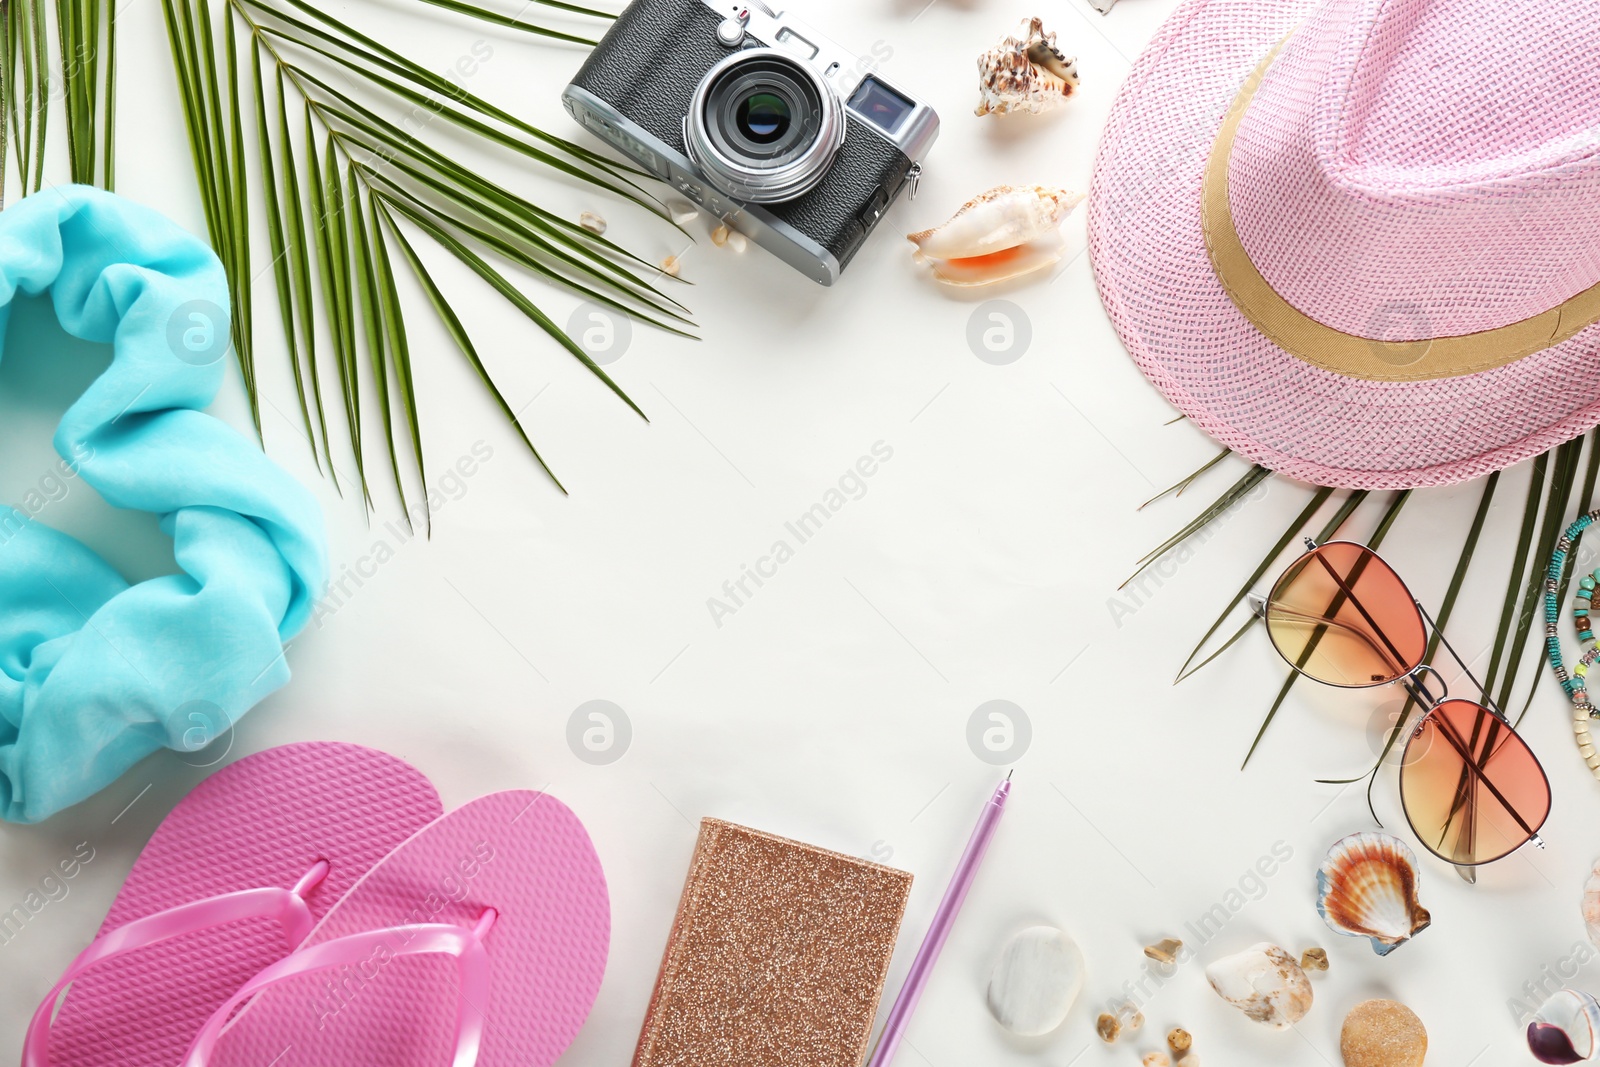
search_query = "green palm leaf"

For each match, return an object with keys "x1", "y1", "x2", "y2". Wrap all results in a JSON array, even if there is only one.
[{"x1": 13, "y1": 0, "x2": 684, "y2": 514}]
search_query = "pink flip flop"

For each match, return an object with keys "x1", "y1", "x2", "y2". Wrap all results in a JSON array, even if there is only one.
[
  {"x1": 26, "y1": 742, "x2": 444, "y2": 1067},
  {"x1": 175, "y1": 790, "x2": 610, "y2": 1067}
]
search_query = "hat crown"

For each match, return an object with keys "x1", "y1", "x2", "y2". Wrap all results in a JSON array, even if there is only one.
[{"x1": 1227, "y1": 0, "x2": 1600, "y2": 340}]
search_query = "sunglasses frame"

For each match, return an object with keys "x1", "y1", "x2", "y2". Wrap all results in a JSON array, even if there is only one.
[
  {"x1": 1251, "y1": 538, "x2": 1431, "y2": 690},
  {"x1": 1249, "y1": 538, "x2": 1551, "y2": 868}
]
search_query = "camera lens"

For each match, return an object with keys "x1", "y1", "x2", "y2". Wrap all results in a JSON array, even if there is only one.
[
  {"x1": 737, "y1": 92, "x2": 790, "y2": 143},
  {"x1": 686, "y1": 49, "x2": 845, "y2": 204}
]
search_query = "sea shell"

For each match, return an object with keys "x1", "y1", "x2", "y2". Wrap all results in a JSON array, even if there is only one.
[
  {"x1": 1341, "y1": 999, "x2": 1427, "y2": 1067},
  {"x1": 906, "y1": 184, "x2": 1084, "y2": 287},
  {"x1": 984, "y1": 925, "x2": 1085, "y2": 1036},
  {"x1": 1204, "y1": 943, "x2": 1312, "y2": 1030},
  {"x1": 1529, "y1": 989, "x2": 1600, "y2": 1063},
  {"x1": 975, "y1": 17, "x2": 1079, "y2": 117},
  {"x1": 1316, "y1": 832, "x2": 1431, "y2": 956},
  {"x1": 1582, "y1": 859, "x2": 1600, "y2": 948}
]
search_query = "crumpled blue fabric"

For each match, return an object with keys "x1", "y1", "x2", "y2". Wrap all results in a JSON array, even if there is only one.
[{"x1": 0, "y1": 185, "x2": 327, "y2": 823}]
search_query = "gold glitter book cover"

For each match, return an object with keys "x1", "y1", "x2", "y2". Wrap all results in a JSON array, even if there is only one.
[{"x1": 632, "y1": 817, "x2": 914, "y2": 1067}]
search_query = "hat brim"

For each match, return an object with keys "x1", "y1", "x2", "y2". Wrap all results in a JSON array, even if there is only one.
[{"x1": 1087, "y1": 0, "x2": 1600, "y2": 489}]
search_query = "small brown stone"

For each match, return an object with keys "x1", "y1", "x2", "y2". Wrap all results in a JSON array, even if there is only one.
[
  {"x1": 1340, "y1": 999, "x2": 1426, "y2": 1067},
  {"x1": 1301, "y1": 947, "x2": 1329, "y2": 972},
  {"x1": 1167, "y1": 1027, "x2": 1192, "y2": 1053},
  {"x1": 1145, "y1": 937, "x2": 1184, "y2": 965},
  {"x1": 1096, "y1": 1012, "x2": 1121, "y2": 1042}
]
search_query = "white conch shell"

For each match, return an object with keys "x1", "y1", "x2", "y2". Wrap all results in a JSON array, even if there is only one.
[
  {"x1": 1316, "y1": 832, "x2": 1431, "y2": 956},
  {"x1": 1582, "y1": 859, "x2": 1600, "y2": 949},
  {"x1": 1529, "y1": 989, "x2": 1600, "y2": 1063},
  {"x1": 976, "y1": 17, "x2": 1079, "y2": 117},
  {"x1": 1204, "y1": 943, "x2": 1312, "y2": 1031},
  {"x1": 907, "y1": 184, "x2": 1084, "y2": 287}
]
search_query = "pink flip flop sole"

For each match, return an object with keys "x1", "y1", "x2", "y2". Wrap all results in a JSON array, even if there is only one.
[
  {"x1": 47, "y1": 742, "x2": 443, "y2": 1067},
  {"x1": 201, "y1": 790, "x2": 610, "y2": 1067}
]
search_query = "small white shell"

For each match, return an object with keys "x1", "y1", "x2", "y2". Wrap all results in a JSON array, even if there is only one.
[
  {"x1": 907, "y1": 184, "x2": 1083, "y2": 287},
  {"x1": 1582, "y1": 859, "x2": 1600, "y2": 948},
  {"x1": 1529, "y1": 989, "x2": 1600, "y2": 1063},
  {"x1": 1316, "y1": 832, "x2": 1431, "y2": 956},
  {"x1": 985, "y1": 926, "x2": 1084, "y2": 1037},
  {"x1": 578, "y1": 211, "x2": 607, "y2": 235},
  {"x1": 976, "y1": 17, "x2": 1079, "y2": 117},
  {"x1": 1204, "y1": 943, "x2": 1312, "y2": 1031}
]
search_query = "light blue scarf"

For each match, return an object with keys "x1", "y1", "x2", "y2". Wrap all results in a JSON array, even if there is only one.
[{"x1": 0, "y1": 186, "x2": 327, "y2": 822}]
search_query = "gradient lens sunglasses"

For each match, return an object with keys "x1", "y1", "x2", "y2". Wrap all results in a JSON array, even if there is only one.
[{"x1": 1247, "y1": 539, "x2": 1552, "y2": 872}]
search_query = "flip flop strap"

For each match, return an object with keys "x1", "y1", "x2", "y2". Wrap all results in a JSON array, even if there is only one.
[
  {"x1": 180, "y1": 911, "x2": 498, "y2": 1067},
  {"x1": 23, "y1": 861, "x2": 330, "y2": 1067}
]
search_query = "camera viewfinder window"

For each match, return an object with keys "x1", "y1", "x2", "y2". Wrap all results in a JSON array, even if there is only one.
[
  {"x1": 775, "y1": 28, "x2": 820, "y2": 59},
  {"x1": 847, "y1": 76, "x2": 914, "y2": 134}
]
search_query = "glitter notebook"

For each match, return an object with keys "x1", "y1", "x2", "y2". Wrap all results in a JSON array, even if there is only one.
[{"x1": 632, "y1": 818, "x2": 914, "y2": 1067}]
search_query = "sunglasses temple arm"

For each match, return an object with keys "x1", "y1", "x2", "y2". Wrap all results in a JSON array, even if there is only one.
[{"x1": 1414, "y1": 600, "x2": 1506, "y2": 719}]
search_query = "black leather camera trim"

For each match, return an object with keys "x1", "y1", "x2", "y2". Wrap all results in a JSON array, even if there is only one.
[{"x1": 569, "y1": 0, "x2": 912, "y2": 271}]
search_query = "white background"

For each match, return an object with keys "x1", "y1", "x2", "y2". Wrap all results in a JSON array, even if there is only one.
[{"x1": 1, "y1": 0, "x2": 1596, "y2": 1063}]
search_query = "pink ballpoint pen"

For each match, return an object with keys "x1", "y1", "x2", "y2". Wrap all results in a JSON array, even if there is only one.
[{"x1": 866, "y1": 773, "x2": 1012, "y2": 1067}]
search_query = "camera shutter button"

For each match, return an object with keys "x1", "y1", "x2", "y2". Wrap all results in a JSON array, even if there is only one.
[{"x1": 716, "y1": 10, "x2": 749, "y2": 46}]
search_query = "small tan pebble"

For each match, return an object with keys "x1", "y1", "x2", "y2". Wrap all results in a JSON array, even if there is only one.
[
  {"x1": 1144, "y1": 938, "x2": 1184, "y2": 964},
  {"x1": 1142, "y1": 1053, "x2": 1171, "y2": 1067},
  {"x1": 710, "y1": 224, "x2": 748, "y2": 252},
  {"x1": 1340, "y1": 999, "x2": 1427, "y2": 1067},
  {"x1": 667, "y1": 199, "x2": 699, "y2": 225},
  {"x1": 578, "y1": 211, "x2": 606, "y2": 235},
  {"x1": 1176, "y1": 1054, "x2": 1200, "y2": 1067},
  {"x1": 1167, "y1": 1028, "x2": 1191, "y2": 1053},
  {"x1": 659, "y1": 255, "x2": 681, "y2": 277},
  {"x1": 1301, "y1": 947, "x2": 1329, "y2": 972},
  {"x1": 1117, "y1": 1001, "x2": 1145, "y2": 1032},
  {"x1": 1096, "y1": 1012, "x2": 1121, "y2": 1043}
]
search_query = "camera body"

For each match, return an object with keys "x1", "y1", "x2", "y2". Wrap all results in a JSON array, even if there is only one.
[{"x1": 564, "y1": 0, "x2": 939, "y2": 285}]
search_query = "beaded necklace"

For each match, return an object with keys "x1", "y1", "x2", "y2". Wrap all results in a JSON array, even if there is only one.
[{"x1": 1545, "y1": 509, "x2": 1600, "y2": 780}]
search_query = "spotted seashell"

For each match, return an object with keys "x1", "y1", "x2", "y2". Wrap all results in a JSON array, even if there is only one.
[
  {"x1": 1582, "y1": 858, "x2": 1600, "y2": 949},
  {"x1": 1529, "y1": 989, "x2": 1600, "y2": 1063},
  {"x1": 1316, "y1": 832, "x2": 1431, "y2": 956},
  {"x1": 1204, "y1": 943, "x2": 1312, "y2": 1030},
  {"x1": 975, "y1": 17, "x2": 1079, "y2": 118}
]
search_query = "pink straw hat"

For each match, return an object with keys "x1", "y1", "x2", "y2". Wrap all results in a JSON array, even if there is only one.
[{"x1": 1089, "y1": 0, "x2": 1600, "y2": 489}]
